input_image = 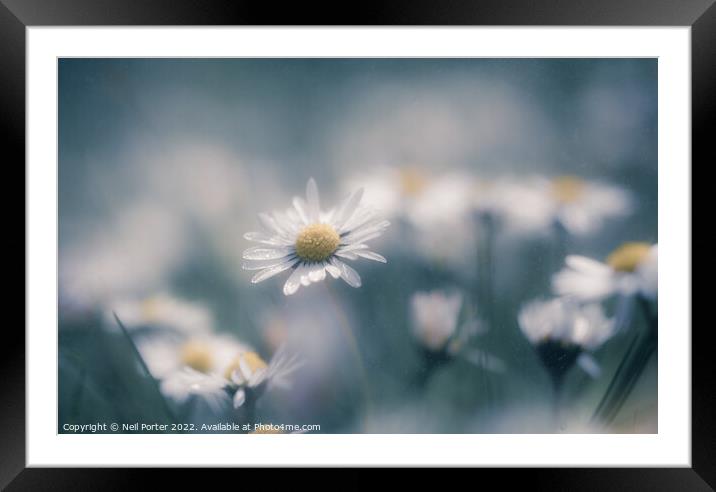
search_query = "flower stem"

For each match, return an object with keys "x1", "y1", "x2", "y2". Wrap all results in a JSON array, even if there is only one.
[
  {"x1": 113, "y1": 312, "x2": 179, "y2": 425},
  {"x1": 478, "y1": 212, "x2": 497, "y2": 330},
  {"x1": 591, "y1": 296, "x2": 657, "y2": 427}
]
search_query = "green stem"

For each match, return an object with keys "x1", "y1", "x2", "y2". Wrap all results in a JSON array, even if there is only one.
[
  {"x1": 591, "y1": 296, "x2": 657, "y2": 426},
  {"x1": 113, "y1": 312, "x2": 179, "y2": 425}
]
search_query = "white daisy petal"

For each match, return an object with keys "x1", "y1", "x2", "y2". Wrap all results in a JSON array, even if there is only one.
[
  {"x1": 243, "y1": 231, "x2": 290, "y2": 246},
  {"x1": 251, "y1": 259, "x2": 299, "y2": 283},
  {"x1": 248, "y1": 367, "x2": 269, "y2": 387},
  {"x1": 307, "y1": 265, "x2": 326, "y2": 283},
  {"x1": 292, "y1": 197, "x2": 310, "y2": 225},
  {"x1": 299, "y1": 267, "x2": 312, "y2": 286},
  {"x1": 577, "y1": 353, "x2": 602, "y2": 378},
  {"x1": 355, "y1": 250, "x2": 387, "y2": 263},
  {"x1": 333, "y1": 188, "x2": 364, "y2": 230},
  {"x1": 283, "y1": 265, "x2": 305, "y2": 296},
  {"x1": 242, "y1": 246, "x2": 294, "y2": 261},
  {"x1": 233, "y1": 388, "x2": 246, "y2": 408},
  {"x1": 332, "y1": 258, "x2": 362, "y2": 288},
  {"x1": 335, "y1": 251, "x2": 359, "y2": 260},
  {"x1": 306, "y1": 178, "x2": 320, "y2": 222},
  {"x1": 258, "y1": 213, "x2": 285, "y2": 236},
  {"x1": 274, "y1": 210, "x2": 300, "y2": 235},
  {"x1": 325, "y1": 264, "x2": 341, "y2": 279},
  {"x1": 231, "y1": 368, "x2": 246, "y2": 386},
  {"x1": 242, "y1": 256, "x2": 297, "y2": 270},
  {"x1": 343, "y1": 231, "x2": 383, "y2": 245},
  {"x1": 338, "y1": 243, "x2": 370, "y2": 252},
  {"x1": 342, "y1": 220, "x2": 390, "y2": 244},
  {"x1": 566, "y1": 255, "x2": 613, "y2": 275}
]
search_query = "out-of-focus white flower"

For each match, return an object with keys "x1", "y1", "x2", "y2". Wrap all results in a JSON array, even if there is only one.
[
  {"x1": 135, "y1": 332, "x2": 251, "y2": 379},
  {"x1": 553, "y1": 243, "x2": 658, "y2": 302},
  {"x1": 135, "y1": 329, "x2": 300, "y2": 411},
  {"x1": 472, "y1": 177, "x2": 554, "y2": 232},
  {"x1": 160, "y1": 368, "x2": 230, "y2": 413},
  {"x1": 519, "y1": 298, "x2": 616, "y2": 351},
  {"x1": 134, "y1": 332, "x2": 251, "y2": 410},
  {"x1": 344, "y1": 168, "x2": 476, "y2": 266},
  {"x1": 410, "y1": 289, "x2": 504, "y2": 372},
  {"x1": 345, "y1": 167, "x2": 474, "y2": 227},
  {"x1": 107, "y1": 293, "x2": 213, "y2": 335},
  {"x1": 548, "y1": 176, "x2": 633, "y2": 235},
  {"x1": 242, "y1": 178, "x2": 389, "y2": 295},
  {"x1": 472, "y1": 176, "x2": 632, "y2": 236},
  {"x1": 410, "y1": 290, "x2": 463, "y2": 352},
  {"x1": 519, "y1": 298, "x2": 616, "y2": 378},
  {"x1": 227, "y1": 346, "x2": 304, "y2": 408}
]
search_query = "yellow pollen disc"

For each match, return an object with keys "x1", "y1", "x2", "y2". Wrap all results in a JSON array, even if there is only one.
[
  {"x1": 180, "y1": 341, "x2": 214, "y2": 373},
  {"x1": 295, "y1": 223, "x2": 340, "y2": 262},
  {"x1": 399, "y1": 168, "x2": 428, "y2": 197},
  {"x1": 551, "y1": 176, "x2": 586, "y2": 204},
  {"x1": 224, "y1": 351, "x2": 268, "y2": 380},
  {"x1": 606, "y1": 242, "x2": 652, "y2": 272}
]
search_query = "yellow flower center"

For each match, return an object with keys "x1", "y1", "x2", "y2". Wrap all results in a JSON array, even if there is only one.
[
  {"x1": 551, "y1": 176, "x2": 586, "y2": 204},
  {"x1": 399, "y1": 168, "x2": 428, "y2": 197},
  {"x1": 295, "y1": 223, "x2": 340, "y2": 262},
  {"x1": 180, "y1": 341, "x2": 214, "y2": 373},
  {"x1": 606, "y1": 242, "x2": 652, "y2": 272},
  {"x1": 224, "y1": 351, "x2": 268, "y2": 380}
]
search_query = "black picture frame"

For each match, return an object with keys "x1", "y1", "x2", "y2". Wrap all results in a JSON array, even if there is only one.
[{"x1": 4, "y1": 0, "x2": 709, "y2": 487}]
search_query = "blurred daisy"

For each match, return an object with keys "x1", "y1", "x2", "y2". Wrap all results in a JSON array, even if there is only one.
[
  {"x1": 344, "y1": 167, "x2": 474, "y2": 227},
  {"x1": 410, "y1": 290, "x2": 464, "y2": 352},
  {"x1": 134, "y1": 332, "x2": 251, "y2": 410},
  {"x1": 547, "y1": 176, "x2": 633, "y2": 235},
  {"x1": 346, "y1": 168, "x2": 476, "y2": 267},
  {"x1": 160, "y1": 368, "x2": 230, "y2": 412},
  {"x1": 474, "y1": 176, "x2": 632, "y2": 236},
  {"x1": 106, "y1": 293, "x2": 213, "y2": 335},
  {"x1": 519, "y1": 298, "x2": 616, "y2": 382},
  {"x1": 135, "y1": 332, "x2": 251, "y2": 379},
  {"x1": 242, "y1": 178, "x2": 389, "y2": 295},
  {"x1": 553, "y1": 242, "x2": 658, "y2": 302},
  {"x1": 342, "y1": 166, "x2": 430, "y2": 220},
  {"x1": 225, "y1": 346, "x2": 304, "y2": 409},
  {"x1": 410, "y1": 289, "x2": 504, "y2": 378}
]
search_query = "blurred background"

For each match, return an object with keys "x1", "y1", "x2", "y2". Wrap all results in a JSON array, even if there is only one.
[{"x1": 58, "y1": 58, "x2": 657, "y2": 433}]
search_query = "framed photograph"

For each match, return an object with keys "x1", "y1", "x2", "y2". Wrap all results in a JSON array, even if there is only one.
[{"x1": 7, "y1": 0, "x2": 709, "y2": 485}]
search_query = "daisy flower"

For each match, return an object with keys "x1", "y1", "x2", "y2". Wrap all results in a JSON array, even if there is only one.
[
  {"x1": 344, "y1": 167, "x2": 476, "y2": 267},
  {"x1": 410, "y1": 289, "x2": 504, "y2": 385},
  {"x1": 225, "y1": 346, "x2": 304, "y2": 409},
  {"x1": 134, "y1": 332, "x2": 251, "y2": 410},
  {"x1": 135, "y1": 332, "x2": 251, "y2": 380},
  {"x1": 135, "y1": 332, "x2": 301, "y2": 412},
  {"x1": 160, "y1": 368, "x2": 231, "y2": 413},
  {"x1": 519, "y1": 298, "x2": 616, "y2": 382},
  {"x1": 342, "y1": 166, "x2": 430, "y2": 221},
  {"x1": 473, "y1": 176, "x2": 632, "y2": 236},
  {"x1": 106, "y1": 293, "x2": 213, "y2": 335},
  {"x1": 242, "y1": 178, "x2": 389, "y2": 295},
  {"x1": 410, "y1": 290, "x2": 464, "y2": 353},
  {"x1": 547, "y1": 176, "x2": 633, "y2": 236},
  {"x1": 553, "y1": 242, "x2": 658, "y2": 302}
]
